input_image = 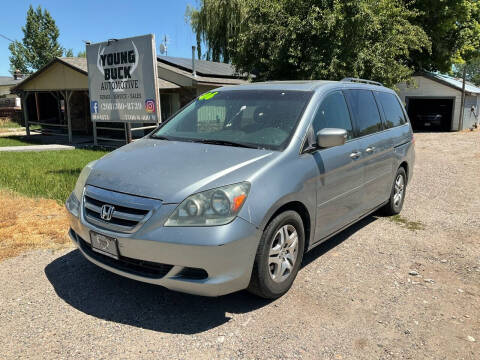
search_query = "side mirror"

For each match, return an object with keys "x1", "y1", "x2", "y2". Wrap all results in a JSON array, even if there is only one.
[{"x1": 316, "y1": 128, "x2": 347, "y2": 148}]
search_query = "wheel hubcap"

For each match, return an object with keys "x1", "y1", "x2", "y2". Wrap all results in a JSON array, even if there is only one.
[
  {"x1": 268, "y1": 224, "x2": 298, "y2": 283},
  {"x1": 393, "y1": 174, "x2": 405, "y2": 207}
]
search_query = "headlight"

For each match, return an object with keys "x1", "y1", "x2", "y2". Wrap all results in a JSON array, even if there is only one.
[
  {"x1": 164, "y1": 182, "x2": 250, "y2": 226},
  {"x1": 72, "y1": 161, "x2": 97, "y2": 200}
]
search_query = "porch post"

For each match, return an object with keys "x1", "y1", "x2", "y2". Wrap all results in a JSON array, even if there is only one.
[
  {"x1": 93, "y1": 121, "x2": 98, "y2": 146},
  {"x1": 126, "y1": 122, "x2": 132, "y2": 143},
  {"x1": 34, "y1": 92, "x2": 40, "y2": 122},
  {"x1": 64, "y1": 90, "x2": 73, "y2": 144},
  {"x1": 22, "y1": 92, "x2": 30, "y2": 136}
]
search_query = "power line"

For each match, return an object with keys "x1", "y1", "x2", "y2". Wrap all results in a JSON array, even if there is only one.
[{"x1": 0, "y1": 33, "x2": 14, "y2": 43}]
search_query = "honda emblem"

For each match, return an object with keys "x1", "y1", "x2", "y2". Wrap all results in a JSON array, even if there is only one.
[{"x1": 100, "y1": 204, "x2": 115, "y2": 221}]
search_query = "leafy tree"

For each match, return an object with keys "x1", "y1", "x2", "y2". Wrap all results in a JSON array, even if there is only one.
[
  {"x1": 453, "y1": 59, "x2": 480, "y2": 86},
  {"x1": 406, "y1": 0, "x2": 480, "y2": 72},
  {"x1": 64, "y1": 48, "x2": 74, "y2": 57},
  {"x1": 77, "y1": 50, "x2": 86, "y2": 58},
  {"x1": 8, "y1": 5, "x2": 63, "y2": 74},
  {"x1": 186, "y1": 0, "x2": 245, "y2": 62},
  {"x1": 230, "y1": 0, "x2": 430, "y2": 87}
]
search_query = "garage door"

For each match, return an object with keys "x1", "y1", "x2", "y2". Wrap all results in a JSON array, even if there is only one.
[{"x1": 406, "y1": 98, "x2": 453, "y2": 131}]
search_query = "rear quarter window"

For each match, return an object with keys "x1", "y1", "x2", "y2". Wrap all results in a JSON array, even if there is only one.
[
  {"x1": 344, "y1": 89, "x2": 383, "y2": 137},
  {"x1": 375, "y1": 92, "x2": 407, "y2": 128}
]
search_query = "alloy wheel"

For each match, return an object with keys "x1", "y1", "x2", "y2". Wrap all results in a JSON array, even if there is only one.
[
  {"x1": 393, "y1": 174, "x2": 405, "y2": 208},
  {"x1": 268, "y1": 224, "x2": 299, "y2": 283}
]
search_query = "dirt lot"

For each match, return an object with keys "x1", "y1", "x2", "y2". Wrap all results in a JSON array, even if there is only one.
[{"x1": 0, "y1": 132, "x2": 479, "y2": 359}]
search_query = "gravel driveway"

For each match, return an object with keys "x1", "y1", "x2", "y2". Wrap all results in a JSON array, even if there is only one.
[{"x1": 1, "y1": 132, "x2": 479, "y2": 359}]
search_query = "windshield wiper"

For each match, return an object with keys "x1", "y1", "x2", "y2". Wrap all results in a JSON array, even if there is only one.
[
  {"x1": 194, "y1": 139, "x2": 258, "y2": 149},
  {"x1": 151, "y1": 134, "x2": 170, "y2": 140}
]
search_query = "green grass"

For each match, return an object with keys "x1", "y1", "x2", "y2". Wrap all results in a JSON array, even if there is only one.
[
  {"x1": 0, "y1": 136, "x2": 45, "y2": 147},
  {"x1": 0, "y1": 120, "x2": 23, "y2": 129},
  {"x1": 0, "y1": 149, "x2": 109, "y2": 203}
]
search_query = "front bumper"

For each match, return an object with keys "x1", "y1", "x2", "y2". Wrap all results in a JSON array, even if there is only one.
[{"x1": 67, "y1": 195, "x2": 261, "y2": 297}]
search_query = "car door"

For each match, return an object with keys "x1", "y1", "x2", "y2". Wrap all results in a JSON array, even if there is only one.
[
  {"x1": 311, "y1": 90, "x2": 366, "y2": 242},
  {"x1": 344, "y1": 89, "x2": 394, "y2": 213}
]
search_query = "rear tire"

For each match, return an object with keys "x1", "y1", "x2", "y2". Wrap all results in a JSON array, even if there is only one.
[
  {"x1": 381, "y1": 167, "x2": 407, "y2": 216},
  {"x1": 248, "y1": 210, "x2": 305, "y2": 299}
]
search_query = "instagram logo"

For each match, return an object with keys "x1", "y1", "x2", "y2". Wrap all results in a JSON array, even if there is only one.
[{"x1": 145, "y1": 99, "x2": 156, "y2": 113}]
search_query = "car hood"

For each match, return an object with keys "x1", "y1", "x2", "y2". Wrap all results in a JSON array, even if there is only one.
[{"x1": 87, "y1": 138, "x2": 276, "y2": 203}]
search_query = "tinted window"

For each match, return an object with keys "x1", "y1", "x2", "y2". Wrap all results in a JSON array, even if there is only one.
[
  {"x1": 344, "y1": 89, "x2": 383, "y2": 136},
  {"x1": 313, "y1": 91, "x2": 353, "y2": 140},
  {"x1": 375, "y1": 92, "x2": 406, "y2": 128}
]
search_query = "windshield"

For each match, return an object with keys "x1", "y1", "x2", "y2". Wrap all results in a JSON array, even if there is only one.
[{"x1": 151, "y1": 90, "x2": 313, "y2": 151}]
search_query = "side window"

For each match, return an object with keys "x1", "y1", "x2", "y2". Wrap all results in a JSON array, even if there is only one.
[
  {"x1": 375, "y1": 92, "x2": 406, "y2": 128},
  {"x1": 313, "y1": 91, "x2": 354, "y2": 140},
  {"x1": 344, "y1": 89, "x2": 383, "y2": 136},
  {"x1": 197, "y1": 102, "x2": 226, "y2": 133}
]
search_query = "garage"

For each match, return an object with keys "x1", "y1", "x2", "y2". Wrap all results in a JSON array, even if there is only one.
[
  {"x1": 397, "y1": 71, "x2": 480, "y2": 131},
  {"x1": 406, "y1": 97, "x2": 454, "y2": 131}
]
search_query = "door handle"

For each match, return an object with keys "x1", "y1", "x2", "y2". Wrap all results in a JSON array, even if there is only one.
[
  {"x1": 350, "y1": 151, "x2": 361, "y2": 159},
  {"x1": 365, "y1": 146, "x2": 376, "y2": 153}
]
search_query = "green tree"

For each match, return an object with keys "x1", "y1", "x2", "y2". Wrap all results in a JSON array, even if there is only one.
[
  {"x1": 64, "y1": 48, "x2": 74, "y2": 57},
  {"x1": 77, "y1": 50, "x2": 86, "y2": 58},
  {"x1": 453, "y1": 59, "x2": 480, "y2": 86},
  {"x1": 229, "y1": 0, "x2": 429, "y2": 87},
  {"x1": 406, "y1": 0, "x2": 480, "y2": 72},
  {"x1": 8, "y1": 5, "x2": 63, "y2": 74},
  {"x1": 186, "y1": 0, "x2": 245, "y2": 62}
]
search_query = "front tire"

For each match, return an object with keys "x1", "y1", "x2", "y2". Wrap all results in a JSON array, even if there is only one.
[
  {"x1": 248, "y1": 210, "x2": 305, "y2": 299},
  {"x1": 382, "y1": 167, "x2": 407, "y2": 216}
]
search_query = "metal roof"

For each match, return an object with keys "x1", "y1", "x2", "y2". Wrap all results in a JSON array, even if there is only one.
[
  {"x1": 422, "y1": 71, "x2": 480, "y2": 95},
  {"x1": 157, "y1": 56, "x2": 243, "y2": 78}
]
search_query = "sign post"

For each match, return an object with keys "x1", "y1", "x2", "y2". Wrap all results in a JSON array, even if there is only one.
[{"x1": 86, "y1": 34, "x2": 159, "y2": 144}]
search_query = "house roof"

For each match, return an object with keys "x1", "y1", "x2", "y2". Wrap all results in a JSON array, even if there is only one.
[
  {"x1": 59, "y1": 57, "x2": 88, "y2": 73},
  {"x1": 13, "y1": 56, "x2": 247, "y2": 92},
  {"x1": 157, "y1": 56, "x2": 244, "y2": 78},
  {"x1": 421, "y1": 71, "x2": 480, "y2": 95},
  {"x1": 0, "y1": 76, "x2": 23, "y2": 87}
]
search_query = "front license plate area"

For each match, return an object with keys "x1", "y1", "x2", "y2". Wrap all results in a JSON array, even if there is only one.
[{"x1": 90, "y1": 232, "x2": 119, "y2": 259}]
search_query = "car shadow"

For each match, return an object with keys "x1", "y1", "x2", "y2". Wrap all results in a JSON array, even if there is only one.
[
  {"x1": 302, "y1": 214, "x2": 377, "y2": 267},
  {"x1": 44, "y1": 250, "x2": 271, "y2": 334},
  {"x1": 44, "y1": 214, "x2": 378, "y2": 335}
]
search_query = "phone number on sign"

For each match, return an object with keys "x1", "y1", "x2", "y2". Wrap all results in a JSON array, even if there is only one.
[{"x1": 100, "y1": 102, "x2": 142, "y2": 111}]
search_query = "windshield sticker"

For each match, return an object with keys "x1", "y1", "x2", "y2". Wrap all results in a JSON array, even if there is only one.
[{"x1": 199, "y1": 91, "x2": 218, "y2": 100}]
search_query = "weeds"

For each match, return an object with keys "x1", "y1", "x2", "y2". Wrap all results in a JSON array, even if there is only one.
[{"x1": 388, "y1": 214, "x2": 425, "y2": 231}]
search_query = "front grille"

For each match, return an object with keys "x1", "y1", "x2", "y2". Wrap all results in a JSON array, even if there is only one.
[
  {"x1": 82, "y1": 185, "x2": 161, "y2": 233},
  {"x1": 75, "y1": 232, "x2": 173, "y2": 279}
]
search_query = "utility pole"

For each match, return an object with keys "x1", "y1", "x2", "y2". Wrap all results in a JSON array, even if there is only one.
[
  {"x1": 458, "y1": 65, "x2": 467, "y2": 131},
  {"x1": 126, "y1": 122, "x2": 132, "y2": 143}
]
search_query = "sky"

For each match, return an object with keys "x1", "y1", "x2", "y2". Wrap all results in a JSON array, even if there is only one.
[{"x1": 0, "y1": 0, "x2": 199, "y2": 76}]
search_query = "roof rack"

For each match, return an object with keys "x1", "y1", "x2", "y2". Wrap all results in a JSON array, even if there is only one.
[{"x1": 341, "y1": 77, "x2": 383, "y2": 87}]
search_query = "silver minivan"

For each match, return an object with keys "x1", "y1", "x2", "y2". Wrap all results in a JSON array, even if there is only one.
[{"x1": 66, "y1": 79, "x2": 415, "y2": 299}]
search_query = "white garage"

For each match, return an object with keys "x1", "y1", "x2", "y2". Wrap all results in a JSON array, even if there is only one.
[{"x1": 397, "y1": 72, "x2": 480, "y2": 131}]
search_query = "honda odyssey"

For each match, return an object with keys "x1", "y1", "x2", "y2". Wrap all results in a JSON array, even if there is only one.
[{"x1": 66, "y1": 79, "x2": 415, "y2": 299}]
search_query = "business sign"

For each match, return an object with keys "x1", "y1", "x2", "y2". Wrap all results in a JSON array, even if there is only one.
[{"x1": 86, "y1": 34, "x2": 159, "y2": 122}]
